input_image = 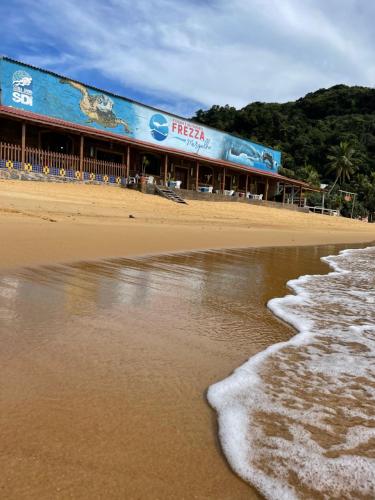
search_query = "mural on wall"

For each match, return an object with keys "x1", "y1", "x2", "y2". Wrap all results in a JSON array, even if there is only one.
[
  {"x1": 60, "y1": 79, "x2": 131, "y2": 132},
  {"x1": 223, "y1": 136, "x2": 280, "y2": 171},
  {"x1": 0, "y1": 58, "x2": 281, "y2": 173}
]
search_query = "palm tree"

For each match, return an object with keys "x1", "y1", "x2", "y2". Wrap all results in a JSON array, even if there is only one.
[
  {"x1": 326, "y1": 141, "x2": 358, "y2": 193},
  {"x1": 299, "y1": 163, "x2": 321, "y2": 187}
]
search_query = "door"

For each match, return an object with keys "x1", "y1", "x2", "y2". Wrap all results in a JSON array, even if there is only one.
[
  {"x1": 174, "y1": 167, "x2": 188, "y2": 189},
  {"x1": 224, "y1": 175, "x2": 232, "y2": 190}
]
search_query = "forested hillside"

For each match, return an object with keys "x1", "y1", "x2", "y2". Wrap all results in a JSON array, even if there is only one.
[{"x1": 193, "y1": 85, "x2": 375, "y2": 216}]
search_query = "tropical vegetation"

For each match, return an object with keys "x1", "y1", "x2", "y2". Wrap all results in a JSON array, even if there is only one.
[{"x1": 193, "y1": 84, "x2": 375, "y2": 217}]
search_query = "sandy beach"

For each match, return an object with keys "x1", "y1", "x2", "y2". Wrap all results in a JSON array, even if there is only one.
[
  {"x1": 0, "y1": 180, "x2": 374, "y2": 499},
  {"x1": 0, "y1": 180, "x2": 374, "y2": 270}
]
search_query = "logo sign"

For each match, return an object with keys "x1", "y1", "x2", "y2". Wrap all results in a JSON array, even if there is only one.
[
  {"x1": 12, "y1": 70, "x2": 33, "y2": 106},
  {"x1": 172, "y1": 118, "x2": 205, "y2": 141},
  {"x1": 149, "y1": 113, "x2": 168, "y2": 141},
  {"x1": 171, "y1": 118, "x2": 211, "y2": 154}
]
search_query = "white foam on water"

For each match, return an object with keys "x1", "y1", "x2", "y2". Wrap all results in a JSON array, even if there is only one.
[{"x1": 208, "y1": 246, "x2": 375, "y2": 499}]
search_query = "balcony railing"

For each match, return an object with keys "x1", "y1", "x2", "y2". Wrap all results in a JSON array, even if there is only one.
[{"x1": 0, "y1": 142, "x2": 127, "y2": 181}]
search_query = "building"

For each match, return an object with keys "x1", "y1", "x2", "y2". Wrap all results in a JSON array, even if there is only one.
[{"x1": 0, "y1": 57, "x2": 312, "y2": 203}]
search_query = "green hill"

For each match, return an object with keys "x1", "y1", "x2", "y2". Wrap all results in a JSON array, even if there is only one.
[{"x1": 193, "y1": 85, "x2": 375, "y2": 216}]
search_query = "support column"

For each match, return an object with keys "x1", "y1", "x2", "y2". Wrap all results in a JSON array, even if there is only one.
[
  {"x1": 291, "y1": 186, "x2": 295, "y2": 204},
  {"x1": 222, "y1": 168, "x2": 226, "y2": 191},
  {"x1": 282, "y1": 184, "x2": 286, "y2": 204},
  {"x1": 21, "y1": 122, "x2": 26, "y2": 165},
  {"x1": 299, "y1": 187, "x2": 303, "y2": 207},
  {"x1": 265, "y1": 178, "x2": 269, "y2": 201},
  {"x1": 245, "y1": 174, "x2": 248, "y2": 195},
  {"x1": 164, "y1": 154, "x2": 168, "y2": 185},
  {"x1": 79, "y1": 135, "x2": 84, "y2": 179},
  {"x1": 351, "y1": 193, "x2": 357, "y2": 219},
  {"x1": 126, "y1": 145, "x2": 130, "y2": 178},
  {"x1": 195, "y1": 161, "x2": 199, "y2": 191},
  {"x1": 184, "y1": 159, "x2": 190, "y2": 188}
]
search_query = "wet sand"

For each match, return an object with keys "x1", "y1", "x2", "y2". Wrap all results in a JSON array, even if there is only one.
[
  {"x1": 0, "y1": 180, "x2": 374, "y2": 270},
  {"x1": 0, "y1": 244, "x2": 361, "y2": 499}
]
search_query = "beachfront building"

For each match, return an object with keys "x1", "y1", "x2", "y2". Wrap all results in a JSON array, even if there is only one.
[{"x1": 0, "y1": 57, "x2": 312, "y2": 204}]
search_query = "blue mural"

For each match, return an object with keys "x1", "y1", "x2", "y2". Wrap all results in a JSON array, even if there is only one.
[{"x1": 0, "y1": 58, "x2": 281, "y2": 173}]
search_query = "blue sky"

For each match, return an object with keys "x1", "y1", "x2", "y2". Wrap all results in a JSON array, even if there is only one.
[{"x1": 1, "y1": 0, "x2": 374, "y2": 117}]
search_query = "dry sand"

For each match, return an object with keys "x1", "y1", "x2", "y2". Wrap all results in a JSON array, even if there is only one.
[{"x1": 0, "y1": 179, "x2": 374, "y2": 269}]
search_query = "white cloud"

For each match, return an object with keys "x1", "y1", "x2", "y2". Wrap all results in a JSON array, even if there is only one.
[{"x1": 9, "y1": 0, "x2": 375, "y2": 114}]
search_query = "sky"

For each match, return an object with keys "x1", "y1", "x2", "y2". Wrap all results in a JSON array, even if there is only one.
[{"x1": 1, "y1": 0, "x2": 374, "y2": 117}]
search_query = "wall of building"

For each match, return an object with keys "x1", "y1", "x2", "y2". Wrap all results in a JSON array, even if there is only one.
[{"x1": 0, "y1": 57, "x2": 281, "y2": 175}]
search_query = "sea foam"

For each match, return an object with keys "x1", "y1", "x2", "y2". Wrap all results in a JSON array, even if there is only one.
[{"x1": 208, "y1": 246, "x2": 375, "y2": 499}]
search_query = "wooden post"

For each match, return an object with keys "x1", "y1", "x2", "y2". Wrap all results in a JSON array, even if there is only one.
[
  {"x1": 21, "y1": 122, "x2": 26, "y2": 165},
  {"x1": 245, "y1": 174, "x2": 248, "y2": 196},
  {"x1": 265, "y1": 178, "x2": 269, "y2": 201},
  {"x1": 299, "y1": 187, "x2": 303, "y2": 207},
  {"x1": 351, "y1": 193, "x2": 357, "y2": 219},
  {"x1": 195, "y1": 161, "x2": 199, "y2": 191},
  {"x1": 282, "y1": 184, "x2": 286, "y2": 204},
  {"x1": 222, "y1": 168, "x2": 226, "y2": 191},
  {"x1": 126, "y1": 145, "x2": 130, "y2": 178},
  {"x1": 79, "y1": 135, "x2": 84, "y2": 179},
  {"x1": 164, "y1": 154, "x2": 168, "y2": 185},
  {"x1": 187, "y1": 163, "x2": 190, "y2": 189}
]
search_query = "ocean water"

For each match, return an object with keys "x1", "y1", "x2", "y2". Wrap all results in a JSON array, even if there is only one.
[{"x1": 208, "y1": 246, "x2": 375, "y2": 499}]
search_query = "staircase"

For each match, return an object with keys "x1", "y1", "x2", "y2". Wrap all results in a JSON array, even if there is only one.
[{"x1": 155, "y1": 185, "x2": 187, "y2": 204}]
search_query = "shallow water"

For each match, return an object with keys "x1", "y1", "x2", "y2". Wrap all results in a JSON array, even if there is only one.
[
  {"x1": 0, "y1": 244, "x2": 369, "y2": 498},
  {"x1": 209, "y1": 246, "x2": 375, "y2": 499}
]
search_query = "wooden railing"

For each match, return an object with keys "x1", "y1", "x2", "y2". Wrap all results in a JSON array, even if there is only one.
[
  {"x1": 0, "y1": 142, "x2": 21, "y2": 163},
  {"x1": 0, "y1": 142, "x2": 127, "y2": 178},
  {"x1": 83, "y1": 158, "x2": 126, "y2": 178},
  {"x1": 26, "y1": 146, "x2": 80, "y2": 170}
]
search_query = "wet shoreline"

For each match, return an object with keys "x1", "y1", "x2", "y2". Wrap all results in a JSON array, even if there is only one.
[{"x1": 0, "y1": 244, "x2": 367, "y2": 499}]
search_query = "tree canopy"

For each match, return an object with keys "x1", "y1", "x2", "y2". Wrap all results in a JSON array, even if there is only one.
[{"x1": 193, "y1": 85, "x2": 375, "y2": 215}]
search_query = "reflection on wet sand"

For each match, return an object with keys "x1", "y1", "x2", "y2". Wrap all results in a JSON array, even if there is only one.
[{"x1": 0, "y1": 245, "x2": 358, "y2": 499}]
